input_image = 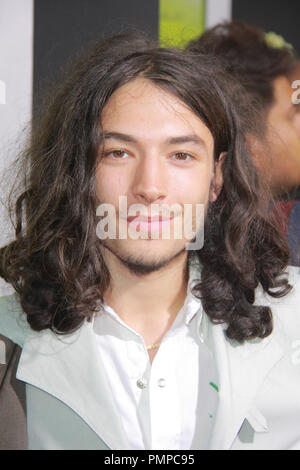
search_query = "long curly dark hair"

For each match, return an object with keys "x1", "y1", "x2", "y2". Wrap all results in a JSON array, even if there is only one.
[{"x1": 0, "y1": 33, "x2": 291, "y2": 342}]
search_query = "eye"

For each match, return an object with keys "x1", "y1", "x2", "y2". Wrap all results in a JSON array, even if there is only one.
[
  {"x1": 171, "y1": 152, "x2": 194, "y2": 162},
  {"x1": 104, "y1": 150, "x2": 129, "y2": 160}
]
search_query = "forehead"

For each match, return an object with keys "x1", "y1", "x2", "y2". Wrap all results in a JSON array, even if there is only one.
[{"x1": 101, "y1": 78, "x2": 214, "y2": 148}]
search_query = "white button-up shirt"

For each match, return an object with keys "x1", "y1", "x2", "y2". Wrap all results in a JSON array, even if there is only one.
[{"x1": 92, "y1": 260, "x2": 219, "y2": 450}]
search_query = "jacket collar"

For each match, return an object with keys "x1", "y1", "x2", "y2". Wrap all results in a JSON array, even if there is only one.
[
  {"x1": 16, "y1": 320, "x2": 132, "y2": 450},
  {"x1": 190, "y1": 259, "x2": 284, "y2": 449},
  {"x1": 204, "y1": 303, "x2": 284, "y2": 450}
]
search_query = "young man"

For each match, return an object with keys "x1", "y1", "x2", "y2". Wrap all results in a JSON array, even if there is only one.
[
  {"x1": 0, "y1": 35, "x2": 300, "y2": 451},
  {"x1": 187, "y1": 21, "x2": 300, "y2": 266}
]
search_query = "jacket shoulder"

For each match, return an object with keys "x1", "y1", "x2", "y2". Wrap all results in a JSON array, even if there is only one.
[
  {"x1": 261, "y1": 266, "x2": 300, "y2": 344},
  {"x1": 273, "y1": 265, "x2": 300, "y2": 309},
  {"x1": 0, "y1": 334, "x2": 27, "y2": 450},
  {"x1": 0, "y1": 293, "x2": 28, "y2": 347},
  {"x1": 255, "y1": 265, "x2": 300, "y2": 307},
  {"x1": 284, "y1": 265, "x2": 300, "y2": 298}
]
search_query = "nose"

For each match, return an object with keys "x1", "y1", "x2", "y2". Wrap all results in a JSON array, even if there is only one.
[{"x1": 131, "y1": 154, "x2": 167, "y2": 204}]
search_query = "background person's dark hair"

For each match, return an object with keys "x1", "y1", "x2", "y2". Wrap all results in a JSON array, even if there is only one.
[
  {"x1": 0, "y1": 33, "x2": 291, "y2": 342},
  {"x1": 187, "y1": 20, "x2": 297, "y2": 126}
]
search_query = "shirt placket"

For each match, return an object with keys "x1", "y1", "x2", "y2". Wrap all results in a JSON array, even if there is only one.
[
  {"x1": 148, "y1": 338, "x2": 182, "y2": 450},
  {"x1": 125, "y1": 337, "x2": 153, "y2": 448}
]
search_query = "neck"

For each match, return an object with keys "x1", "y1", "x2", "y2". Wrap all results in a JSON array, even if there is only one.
[{"x1": 102, "y1": 249, "x2": 190, "y2": 341}]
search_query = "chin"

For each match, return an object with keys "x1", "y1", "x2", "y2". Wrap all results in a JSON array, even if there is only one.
[{"x1": 104, "y1": 240, "x2": 187, "y2": 275}]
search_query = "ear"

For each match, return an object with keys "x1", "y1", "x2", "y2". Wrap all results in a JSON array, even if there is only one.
[{"x1": 209, "y1": 152, "x2": 226, "y2": 202}]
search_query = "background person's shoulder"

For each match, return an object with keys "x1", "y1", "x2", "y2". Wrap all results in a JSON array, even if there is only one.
[{"x1": 0, "y1": 293, "x2": 28, "y2": 347}]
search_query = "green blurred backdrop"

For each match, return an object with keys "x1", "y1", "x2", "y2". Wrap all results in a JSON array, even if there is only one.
[{"x1": 159, "y1": 0, "x2": 206, "y2": 47}]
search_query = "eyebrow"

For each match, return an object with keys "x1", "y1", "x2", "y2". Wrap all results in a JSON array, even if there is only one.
[
  {"x1": 104, "y1": 132, "x2": 136, "y2": 143},
  {"x1": 103, "y1": 132, "x2": 206, "y2": 147}
]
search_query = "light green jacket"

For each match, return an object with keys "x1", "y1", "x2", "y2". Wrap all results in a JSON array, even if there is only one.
[{"x1": 0, "y1": 266, "x2": 300, "y2": 450}]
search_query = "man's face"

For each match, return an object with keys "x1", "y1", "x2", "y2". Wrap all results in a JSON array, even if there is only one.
[
  {"x1": 260, "y1": 76, "x2": 300, "y2": 193},
  {"x1": 95, "y1": 78, "x2": 221, "y2": 274}
]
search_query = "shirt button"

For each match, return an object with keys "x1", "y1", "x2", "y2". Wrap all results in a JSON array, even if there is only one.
[
  {"x1": 136, "y1": 378, "x2": 147, "y2": 389},
  {"x1": 157, "y1": 378, "x2": 166, "y2": 388}
]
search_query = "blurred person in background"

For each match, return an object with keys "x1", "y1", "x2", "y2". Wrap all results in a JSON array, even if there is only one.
[
  {"x1": 287, "y1": 60, "x2": 300, "y2": 264},
  {"x1": 187, "y1": 21, "x2": 300, "y2": 266}
]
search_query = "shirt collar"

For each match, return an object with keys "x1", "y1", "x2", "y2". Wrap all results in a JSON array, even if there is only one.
[{"x1": 184, "y1": 255, "x2": 202, "y2": 326}]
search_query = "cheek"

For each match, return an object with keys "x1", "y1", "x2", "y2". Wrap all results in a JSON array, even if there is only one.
[
  {"x1": 274, "y1": 122, "x2": 300, "y2": 153},
  {"x1": 170, "y1": 169, "x2": 212, "y2": 205},
  {"x1": 295, "y1": 113, "x2": 300, "y2": 136},
  {"x1": 270, "y1": 115, "x2": 298, "y2": 143},
  {"x1": 96, "y1": 166, "x2": 127, "y2": 203}
]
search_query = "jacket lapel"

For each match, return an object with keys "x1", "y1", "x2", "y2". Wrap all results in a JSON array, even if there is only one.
[
  {"x1": 16, "y1": 320, "x2": 131, "y2": 450},
  {"x1": 207, "y1": 319, "x2": 284, "y2": 450}
]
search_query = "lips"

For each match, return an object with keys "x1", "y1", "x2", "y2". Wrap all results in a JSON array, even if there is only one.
[
  {"x1": 125, "y1": 214, "x2": 175, "y2": 233},
  {"x1": 127, "y1": 215, "x2": 174, "y2": 223}
]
